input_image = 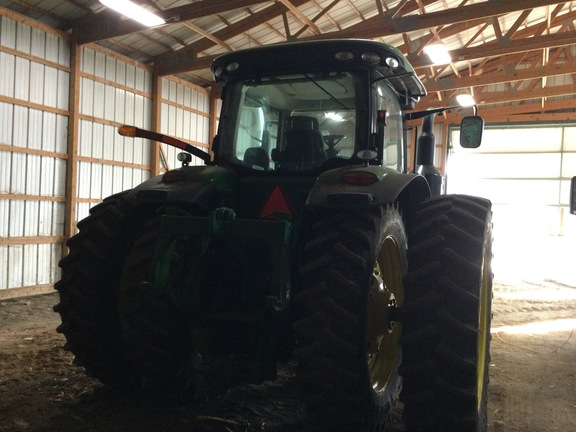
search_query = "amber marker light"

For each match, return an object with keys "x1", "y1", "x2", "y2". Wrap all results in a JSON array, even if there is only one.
[{"x1": 118, "y1": 125, "x2": 138, "y2": 137}]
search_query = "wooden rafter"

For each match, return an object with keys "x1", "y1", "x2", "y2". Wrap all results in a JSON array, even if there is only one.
[
  {"x1": 73, "y1": 0, "x2": 270, "y2": 44},
  {"x1": 294, "y1": 0, "x2": 343, "y2": 37},
  {"x1": 182, "y1": 22, "x2": 233, "y2": 51},
  {"x1": 4, "y1": 0, "x2": 576, "y2": 115},
  {"x1": 277, "y1": 0, "x2": 321, "y2": 34}
]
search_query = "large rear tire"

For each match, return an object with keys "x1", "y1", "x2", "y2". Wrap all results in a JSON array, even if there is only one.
[
  {"x1": 53, "y1": 192, "x2": 143, "y2": 385},
  {"x1": 118, "y1": 217, "x2": 202, "y2": 393},
  {"x1": 401, "y1": 195, "x2": 493, "y2": 432},
  {"x1": 294, "y1": 205, "x2": 406, "y2": 431}
]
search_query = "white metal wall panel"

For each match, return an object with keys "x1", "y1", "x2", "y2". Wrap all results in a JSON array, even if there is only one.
[
  {"x1": 0, "y1": 14, "x2": 69, "y2": 293},
  {"x1": 1, "y1": 11, "x2": 221, "y2": 295},
  {"x1": 7, "y1": 245, "x2": 24, "y2": 289},
  {"x1": 7, "y1": 201, "x2": 24, "y2": 236},
  {"x1": 9, "y1": 152, "x2": 26, "y2": 194},
  {"x1": 16, "y1": 21, "x2": 31, "y2": 52},
  {"x1": 0, "y1": 195, "x2": 66, "y2": 289},
  {"x1": 0, "y1": 246, "x2": 6, "y2": 289},
  {"x1": 75, "y1": 202, "x2": 92, "y2": 227},
  {"x1": 0, "y1": 150, "x2": 10, "y2": 194},
  {"x1": 76, "y1": 47, "x2": 153, "y2": 223},
  {"x1": 0, "y1": 16, "x2": 16, "y2": 48},
  {"x1": 159, "y1": 77, "x2": 211, "y2": 170},
  {"x1": 0, "y1": 52, "x2": 15, "y2": 96}
]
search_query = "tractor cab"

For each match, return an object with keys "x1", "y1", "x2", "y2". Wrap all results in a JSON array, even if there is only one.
[{"x1": 211, "y1": 40, "x2": 427, "y2": 176}]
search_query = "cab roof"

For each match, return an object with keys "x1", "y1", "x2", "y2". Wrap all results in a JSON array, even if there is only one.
[{"x1": 212, "y1": 39, "x2": 427, "y2": 101}]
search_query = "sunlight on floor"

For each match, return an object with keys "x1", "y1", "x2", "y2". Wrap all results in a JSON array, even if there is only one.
[
  {"x1": 495, "y1": 288, "x2": 576, "y2": 301},
  {"x1": 492, "y1": 234, "x2": 576, "y2": 287},
  {"x1": 492, "y1": 318, "x2": 576, "y2": 335},
  {"x1": 491, "y1": 233, "x2": 576, "y2": 336}
]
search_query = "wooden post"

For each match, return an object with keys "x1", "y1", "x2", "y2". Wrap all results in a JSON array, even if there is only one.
[
  {"x1": 151, "y1": 69, "x2": 162, "y2": 176},
  {"x1": 209, "y1": 84, "x2": 220, "y2": 159},
  {"x1": 64, "y1": 43, "x2": 81, "y2": 243}
]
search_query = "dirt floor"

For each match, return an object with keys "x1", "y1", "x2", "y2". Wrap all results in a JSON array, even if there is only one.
[{"x1": 1, "y1": 277, "x2": 575, "y2": 432}]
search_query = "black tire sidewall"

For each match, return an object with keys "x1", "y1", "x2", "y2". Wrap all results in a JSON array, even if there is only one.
[{"x1": 294, "y1": 205, "x2": 406, "y2": 431}]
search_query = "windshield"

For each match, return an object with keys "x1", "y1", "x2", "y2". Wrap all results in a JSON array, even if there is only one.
[{"x1": 218, "y1": 72, "x2": 361, "y2": 172}]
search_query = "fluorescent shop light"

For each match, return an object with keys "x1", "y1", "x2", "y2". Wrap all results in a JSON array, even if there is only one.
[
  {"x1": 456, "y1": 93, "x2": 476, "y2": 107},
  {"x1": 423, "y1": 43, "x2": 451, "y2": 65},
  {"x1": 99, "y1": 0, "x2": 165, "y2": 27}
]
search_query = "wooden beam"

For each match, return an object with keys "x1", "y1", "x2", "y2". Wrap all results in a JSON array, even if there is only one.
[
  {"x1": 0, "y1": 5, "x2": 70, "y2": 39},
  {"x1": 306, "y1": 3, "x2": 575, "y2": 60},
  {"x1": 0, "y1": 236, "x2": 67, "y2": 246},
  {"x1": 277, "y1": 0, "x2": 321, "y2": 34},
  {"x1": 73, "y1": 0, "x2": 269, "y2": 44},
  {"x1": 0, "y1": 144, "x2": 67, "y2": 160},
  {"x1": 209, "y1": 85, "x2": 220, "y2": 161},
  {"x1": 216, "y1": 0, "x2": 300, "y2": 43},
  {"x1": 149, "y1": 0, "x2": 442, "y2": 75},
  {"x1": 294, "y1": 0, "x2": 341, "y2": 38},
  {"x1": 151, "y1": 72, "x2": 161, "y2": 177},
  {"x1": 410, "y1": 30, "x2": 576, "y2": 68},
  {"x1": 488, "y1": 98, "x2": 576, "y2": 116},
  {"x1": 421, "y1": 82, "x2": 576, "y2": 107},
  {"x1": 181, "y1": 22, "x2": 233, "y2": 51},
  {"x1": 155, "y1": 44, "x2": 199, "y2": 76},
  {"x1": 505, "y1": 9, "x2": 532, "y2": 39},
  {"x1": 0, "y1": 194, "x2": 66, "y2": 202},
  {"x1": 379, "y1": 0, "x2": 568, "y2": 35},
  {"x1": 423, "y1": 60, "x2": 576, "y2": 93},
  {"x1": 0, "y1": 284, "x2": 57, "y2": 301},
  {"x1": 157, "y1": 0, "x2": 309, "y2": 75},
  {"x1": 64, "y1": 43, "x2": 81, "y2": 242}
]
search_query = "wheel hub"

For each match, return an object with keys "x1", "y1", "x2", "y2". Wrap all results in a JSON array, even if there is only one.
[
  {"x1": 367, "y1": 281, "x2": 399, "y2": 355},
  {"x1": 367, "y1": 235, "x2": 404, "y2": 393}
]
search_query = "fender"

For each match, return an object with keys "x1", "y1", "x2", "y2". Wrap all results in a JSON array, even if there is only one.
[
  {"x1": 127, "y1": 165, "x2": 238, "y2": 212},
  {"x1": 305, "y1": 165, "x2": 431, "y2": 213}
]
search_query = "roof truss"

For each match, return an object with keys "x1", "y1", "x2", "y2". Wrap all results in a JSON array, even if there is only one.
[{"x1": 6, "y1": 0, "x2": 576, "y2": 119}]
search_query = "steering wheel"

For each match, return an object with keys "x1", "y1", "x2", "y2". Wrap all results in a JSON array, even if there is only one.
[{"x1": 323, "y1": 135, "x2": 345, "y2": 158}]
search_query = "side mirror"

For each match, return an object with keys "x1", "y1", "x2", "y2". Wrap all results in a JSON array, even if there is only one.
[
  {"x1": 460, "y1": 115, "x2": 484, "y2": 148},
  {"x1": 571, "y1": 176, "x2": 576, "y2": 215}
]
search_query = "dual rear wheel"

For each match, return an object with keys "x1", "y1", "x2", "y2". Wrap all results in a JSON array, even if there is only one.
[
  {"x1": 294, "y1": 195, "x2": 492, "y2": 432},
  {"x1": 54, "y1": 194, "x2": 492, "y2": 432}
]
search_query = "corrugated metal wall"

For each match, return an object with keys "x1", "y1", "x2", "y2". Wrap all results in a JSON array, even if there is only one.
[
  {"x1": 0, "y1": 14, "x2": 69, "y2": 296},
  {"x1": 160, "y1": 76, "x2": 211, "y2": 170},
  {"x1": 0, "y1": 10, "x2": 215, "y2": 299},
  {"x1": 76, "y1": 46, "x2": 153, "y2": 222}
]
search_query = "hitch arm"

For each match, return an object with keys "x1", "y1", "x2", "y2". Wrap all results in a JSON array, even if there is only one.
[{"x1": 118, "y1": 125, "x2": 211, "y2": 164}]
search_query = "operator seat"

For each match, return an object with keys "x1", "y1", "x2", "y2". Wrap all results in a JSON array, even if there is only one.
[
  {"x1": 244, "y1": 147, "x2": 270, "y2": 170},
  {"x1": 278, "y1": 116, "x2": 327, "y2": 170}
]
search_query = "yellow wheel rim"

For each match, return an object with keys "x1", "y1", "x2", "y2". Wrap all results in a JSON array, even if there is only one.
[
  {"x1": 477, "y1": 245, "x2": 491, "y2": 411},
  {"x1": 367, "y1": 235, "x2": 404, "y2": 394}
]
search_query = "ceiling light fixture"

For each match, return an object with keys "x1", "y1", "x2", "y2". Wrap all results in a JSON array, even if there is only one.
[
  {"x1": 456, "y1": 93, "x2": 476, "y2": 107},
  {"x1": 325, "y1": 112, "x2": 345, "y2": 122},
  {"x1": 423, "y1": 43, "x2": 451, "y2": 65},
  {"x1": 99, "y1": 0, "x2": 165, "y2": 27}
]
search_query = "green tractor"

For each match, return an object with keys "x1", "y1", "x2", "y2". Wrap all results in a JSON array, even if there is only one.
[{"x1": 54, "y1": 39, "x2": 493, "y2": 432}]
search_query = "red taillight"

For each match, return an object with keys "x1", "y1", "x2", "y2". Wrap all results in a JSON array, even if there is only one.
[
  {"x1": 341, "y1": 170, "x2": 379, "y2": 186},
  {"x1": 162, "y1": 170, "x2": 186, "y2": 183}
]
